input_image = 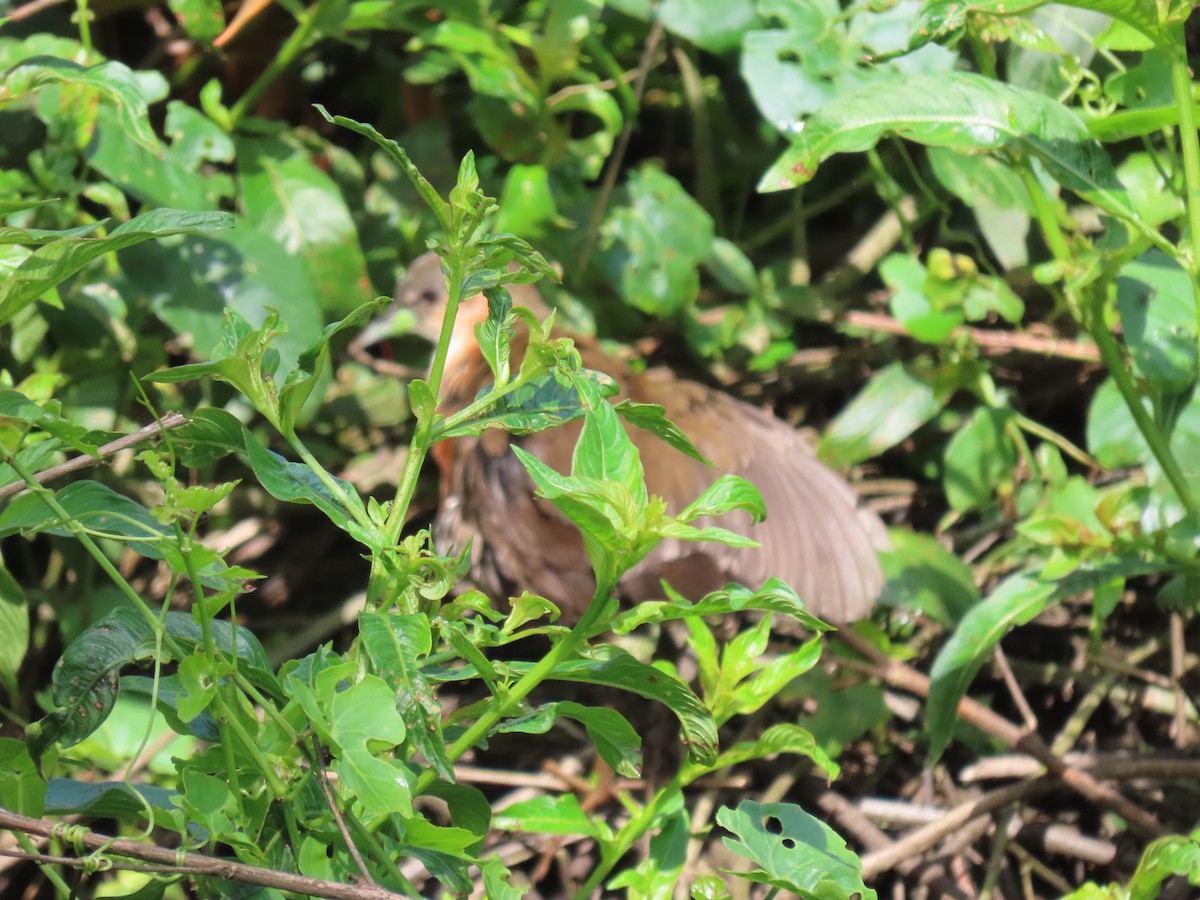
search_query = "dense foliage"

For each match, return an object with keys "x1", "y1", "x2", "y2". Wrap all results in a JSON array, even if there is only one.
[{"x1": 1, "y1": 0, "x2": 1200, "y2": 897}]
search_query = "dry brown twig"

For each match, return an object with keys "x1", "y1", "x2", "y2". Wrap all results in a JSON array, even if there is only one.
[
  {"x1": 0, "y1": 808, "x2": 407, "y2": 900},
  {"x1": 836, "y1": 629, "x2": 1169, "y2": 839},
  {"x1": 0, "y1": 412, "x2": 191, "y2": 501}
]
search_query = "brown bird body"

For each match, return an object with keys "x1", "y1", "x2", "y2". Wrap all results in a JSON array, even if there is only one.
[{"x1": 376, "y1": 253, "x2": 889, "y2": 625}]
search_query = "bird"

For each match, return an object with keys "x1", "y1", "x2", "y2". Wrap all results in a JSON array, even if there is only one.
[{"x1": 357, "y1": 252, "x2": 889, "y2": 626}]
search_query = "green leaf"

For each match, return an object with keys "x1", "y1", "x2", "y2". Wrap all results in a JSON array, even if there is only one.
[
  {"x1": 943, "y1": 406, "x2": 1018, "y2": 513},
  {"x1": 25, "y1": 608, "x2": 148, "y2": 761},
  {"x1": 879, "y1": 530, "x2": 980, "y2": 625},
  {"x1": 318, "y1": 107, "x2": 451, "y2": 232},
  {"x1": 678, "y1": 474, "x2": 766, "y2": 524},
  {"x1": 328, "y1": 675, "x2": 412, "y2": 823},
  {"x1": 712, "y1": 723, "x2": 837, "y2": 779},
  {"x1": 760, "y1": 71, "x2": 1134, "y2": 224},
  {"x1": 1126, "y1": 830, "x2": 1200, "y2": 899},
  {"x1": 359, "y1": 611, "x2": 452, "y2": 781},
  {"x1": 0, "y1": 209, "x2": 234, "y2": 327},
  {"x1": 0, "y1": 738, "x2": 45, "y2": 817},
  {"x1": 43, "y1": 778, "x2": 176, "y2": 822},
  {"x1": 479, "y1": 855, "x2": 528, "y2": 900},
  {"x1": 425, "y1": 781, "x2": 492, "y2": 854},
  {"x1": 883, "y1": 254, "x2": 964, "y2": 344},
  {"x1": 87, "y1": 107, "x2": 227, "y2": 210},
  {"x1": 599, "y1": 167, "x2": 714, "y2": 316},
  {"x1": 167, "y1": 0, "x2": 225, "y2": 42},
  {"x1": 494, "y1": 163, "x2": 563, "y2": 239},
  {"x1": 3, "y1": 56, "x2": 159, "y2": 151},
  {"x1": 513, "y1": 645, "x2": 719, "y2": 765},
  {"x1": 492, "y1": 793, "x2": 602, "y2": 837},
  {"x1": 440, "y1": 369, "x2": 614, "y2": 438},
  {"x1": 0, "y1": 559, "x2": 29, "y2": 701},
  {"x1": 927, "y1": 573, "x2": 1055, "y2": 764},
  {"x1": 237, "y1": 136, "x2": 373, "y2": 317},
  {"x1": 615, "y1": 400, "x2": 711, "y2": 465},
  {"x1": 717, "y1": 800, "x2": 875, "y2": 899},
  {"x1": 572, "y1": 377, "x2": 647, "y2": 504},
  {"x1": 612, "y1": 579, "x2": 829, "y2": 635},
  {"x1": 820, "y1": 361, "x2": 952, "y2": 466},
  {"x1": 476, "y1": 286, "x2": 514, "y2": 386},
  {"x1": 172, "y1": 408, "x2": 245, "y2": 468},
  {"x1": 1116, "y1": 251, "x2": 1197, "y2": 394},
  {"x1": 500, "y1": 701, "x2": 642, "y2": 778},
  {"x1": 243, "y1": 430, "x2": 365, "y2": 537}
]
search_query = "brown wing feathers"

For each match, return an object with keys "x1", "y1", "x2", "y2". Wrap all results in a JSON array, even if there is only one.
[{"x1": 378, "y1": 253, "x2": 889, "y2": 624}]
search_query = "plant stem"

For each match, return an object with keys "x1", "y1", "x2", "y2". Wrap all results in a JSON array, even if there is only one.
[
  {"x1": 412, "y1": 582, "x2": 616, "y2": 797},
  {"x1": 6, "y1": 456, "x2": 187, "y2": 660},
  {"x1": 574, "y1": 762, "x2": 706, "y2": 898},
  {"x1": 74, "y1": 0, "x2": 92, "y2": 54},
  {"x1": 1086, "y1": 288, "x2": 1197, "y2": 515},
  {"x1": 1165, "y1": 21, "x2": 1200, "y2": 361},
  {"x1": 228, "y1": 0, "x2": 334, "y2": 128},
  {"x1": 383, "y1": 251, "x2": 468, "y2": 546}
]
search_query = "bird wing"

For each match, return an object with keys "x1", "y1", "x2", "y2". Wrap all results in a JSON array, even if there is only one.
[{"x1": 623, "y1": 371, "x2": 889, "y2": 623}]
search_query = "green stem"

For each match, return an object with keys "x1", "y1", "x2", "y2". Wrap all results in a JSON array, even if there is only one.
[
  {"x1": 1013, "y1": 412, "x2": 1098, "y2": 469},
  {"x1": 74, "y1": 0, "x2": 92, "y2": 55},
  {"x1": 574, "y1": 764, "x2": 701, "y2": 898},
  {"x1": 290, "y1": 434, "x2": 374, "y2": 532},
  {"x1": 383, "y1": 251, "x2": 469, "y2": 545},
  {"x1": 228, "y1": 0, "x2": 335, "y2": 128},
  {"x1": 1021, "y1": 168, "x2": 1072, "y2": 264},
  {"x1": 412, "y1": 580, "x2": 617, "y2": 797},
  {"x1": 209, "y1": 688, "x2": 288, "y2": 798},
  {"x1": 1087, "y1": 289, "x2": 1196, "y2": 515},
  {"x1": 1165, "y1": 21, "x2": 1200, "y2": 360},
  {"x1": 6, "y1": 457, "x2": 186, "y2": 660}
]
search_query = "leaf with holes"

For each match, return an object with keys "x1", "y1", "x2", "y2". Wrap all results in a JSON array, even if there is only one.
[{"x1": 717, "y1": 800, "x2": 875, "y2": 899}]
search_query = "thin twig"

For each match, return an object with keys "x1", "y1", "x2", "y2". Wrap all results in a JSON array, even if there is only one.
[
  {"x1": 576, "y1": 18, "x2": 665, "y2": 275},
  {"x1": 837, "y1": 629, "x2": 1169, "y2": 838},
  {"x1": 7, "y1": 0, "x2": 64, "y2": 20},
  {"x1": 838, "y1": 309, "x2": 1102, "y2": 363},
  {"x1": 0, "y1": 412, "x2": 190, "y2": 501},
  {"x1": 859, "y1": 778, "x2": 1053, "y2": 879},
  {"x1": 313, "y1": 736, "x2": 375, "y2": 886},
  {"x1": 0, "y1": 808, "x2": 410, "y2": 900},
  {"x1": 994, "y1": 647, "x2": 1038, "y2": 732},
  {"x1": 1169, "y1": 610, "x2": 1193, "y2": 746}
]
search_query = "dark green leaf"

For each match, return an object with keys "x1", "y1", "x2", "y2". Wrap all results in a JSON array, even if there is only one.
[
  {"x1": 760, "y1": 72, "x2": 1134, "y2": 225},
  {"x1": 820, "y1": 361, "x2": 952, "y2": 466},
  {"x1": 0, "y1": 209, "x2": 234, "y2": 328},
  {"x1": 879, "y1": 530, "x2": 980, "y2": 625},
  {"x1": 512, "y1": 645, "x2": 719, "y2": 765},
  {"x1": 927, "y1": 573, "x2": 1055, "y2": 764},
  {"x1": 943, "y1": 407, "x2": 1018, "y2": 513},
  {"x1": 26, "y1": 608, "x2": 148, "y2": 760}
]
